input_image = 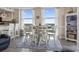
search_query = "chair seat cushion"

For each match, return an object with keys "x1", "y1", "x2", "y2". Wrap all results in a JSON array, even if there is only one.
[
  {"x1": 0, "y1": 34, "x2": 10, "y2": 51},
  {"x1": 0, "y1": 38, "x2": 10, "y2": 45}
]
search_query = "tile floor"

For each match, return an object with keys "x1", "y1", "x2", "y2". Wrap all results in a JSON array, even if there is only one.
[{"x1": 3, "y1": 36, "x2": 77, "y2": 52}]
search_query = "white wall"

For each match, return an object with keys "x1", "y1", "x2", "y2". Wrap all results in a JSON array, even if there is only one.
[
  {"x1": 57, "y1": 8, "x2": 66, "y2": 38},
  {"x1": 77, "y1": 8, "x2": 79, "y2": 51},
  {"x1": 34, "y1": 7, "x2": 42, "y2": 26}
]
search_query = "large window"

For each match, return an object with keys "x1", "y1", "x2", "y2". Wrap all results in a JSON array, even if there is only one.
[
  {"x1": 21, "y1": 9, "x2": 33, "y2": 32},
  {"x1": 42, "y1": 8, "x2": 57, "y2": 34},
  {"x1": 21, "y1": 9, "x2": 33, "y2": 24},
  {"x1": 43, "y1": 8, "x2": 56, "y2": 24}
]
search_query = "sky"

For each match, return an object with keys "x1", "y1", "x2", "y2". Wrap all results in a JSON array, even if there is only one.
[
  {"x1": 22, "y1": 8, "x2": 56, "y2": 24},
  {"x1": 22, "y1": 9, "x2": 32, "y2": 18},
  {"x1": 43, "y1": 8, "x2": 56, "y2": 18}
]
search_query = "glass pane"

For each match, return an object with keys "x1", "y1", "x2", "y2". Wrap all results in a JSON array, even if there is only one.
[
  {"x1": 44, "y1": 8, "x2": 56, "y2": 18},
  {"x1": 44, "y1": 19, "x2": 55, "y2": 24},
  {"x1": 23, "y1": 19, "x2": 32, "y2": 24},
  {"x1": 22, "y1": 9, "x2": 32, "y2": 18}
]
